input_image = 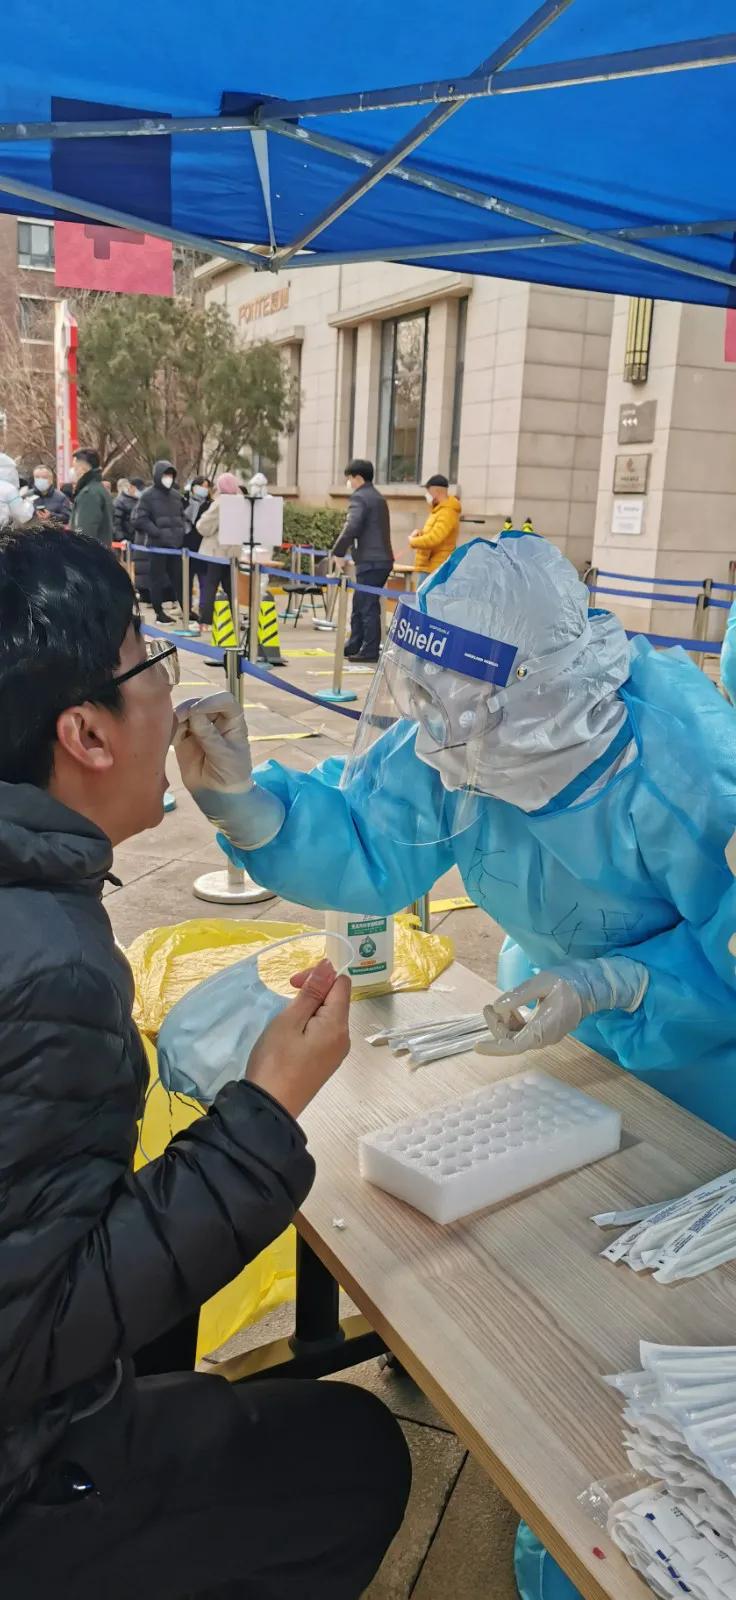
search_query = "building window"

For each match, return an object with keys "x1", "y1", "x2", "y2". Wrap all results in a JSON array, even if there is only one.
[
  {"x1": 346, "y1": 327, "x2": 358, "y2": 462},
  {"x1": 624, "y1": 297, "x2": 653, "y2": 383},
  {"x1": 377, "y1": 310, "x2": 429, "y2": 483},
  {"x1": 449, "y1": 296, "x2": 468, "y2": 481},
  {"x1": 18, "y1": 296, "x2": 54, "y2": 343},
  {"x1": 17, "y1": 220, "x2": 54, "y2": 270}
]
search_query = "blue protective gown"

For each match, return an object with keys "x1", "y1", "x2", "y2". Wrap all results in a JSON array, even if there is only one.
[
  {"x1": 722, "y1": 597, "x2": 736, "y2": 706},
  {"x1": 225, "y1": 637, "x2": 736, "y2": 1600},
  {"x1": 227, "y1": 637, "x2": 736, "y2": 1134}
]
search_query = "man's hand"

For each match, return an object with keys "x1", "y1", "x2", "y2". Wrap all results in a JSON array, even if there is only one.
[
  {"x1": 246, "y1": 959, "x2": 351, "y2": 1119},
  {"x1": 174, "y1": 691, "x2": 285, "y2": 849}
]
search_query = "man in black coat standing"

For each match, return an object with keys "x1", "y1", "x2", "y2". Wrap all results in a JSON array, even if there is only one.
[
  {"x1": 132, "y1": 458, "x2": 186, "y2": 623},
  {"x1": 0, "y1": 526, "x2": 410, "y2": 1599},
  {"x1": 331, "y1": 459, "x2": 394, "y2": 663}
]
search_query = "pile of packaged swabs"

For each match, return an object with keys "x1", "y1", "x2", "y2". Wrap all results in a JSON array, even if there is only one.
[
  {"x1": 366, "y1": 1013, "x2": 491, "y2": 1067},
  {"x1": 593, "y1": 1168, "x2": 736, "y2": 1283},
  {"x1": 598, "y1": 1342, "x2": 736, "y2": 1598}
]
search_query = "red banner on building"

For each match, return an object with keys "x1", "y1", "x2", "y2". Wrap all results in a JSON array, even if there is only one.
[
  {"x1": 54, "y1": 222, "x2": 173, "y2": 297},
  {"x1": 725, "y1": 309, "x2": 736, "y2": 362}
]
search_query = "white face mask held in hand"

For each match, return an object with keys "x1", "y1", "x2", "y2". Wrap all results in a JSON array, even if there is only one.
[
  {"x1": 174, "y1": 691, "x2": 285, "y2": 849},
  {"x1": 158, "y1": 934, "x2": 352, "y2": 1104}
]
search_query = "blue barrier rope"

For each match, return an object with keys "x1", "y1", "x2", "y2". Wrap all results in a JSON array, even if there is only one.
[
  {"x1": 595, "y1": 568, "x2": 736, "y2": 592},
  {"x1": 590, "y1": 584, "x2": 698, "y2": 605},
  {"x1": 130, "y1": 541, "x2": 231, "y2": 567},
  {"x1": 626, "y1": 627, "x2": 722, "y2": 653},
  {"x1": 142, "y1": 622, "x2": 362, "y2": 719}
]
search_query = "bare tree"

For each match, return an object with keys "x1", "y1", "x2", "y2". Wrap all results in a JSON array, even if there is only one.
[{"x1": 0, "y1": 326, "x2": 55, "y2": 469}]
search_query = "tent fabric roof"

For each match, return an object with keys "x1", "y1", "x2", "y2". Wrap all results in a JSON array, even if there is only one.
[{"x1": 2, "y1": 0, "x2": 736, "y2": 305}]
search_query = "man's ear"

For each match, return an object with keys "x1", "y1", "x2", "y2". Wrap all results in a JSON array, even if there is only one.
[{"x1": 55, "y1": 705, "x2": 115, "y2": 773}]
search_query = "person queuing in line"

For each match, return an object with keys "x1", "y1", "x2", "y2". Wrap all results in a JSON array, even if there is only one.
[
  {"x1": 182, "y1": 474, "x2": 213, "y2": 628},
  {"x1": 70, "y1": 448, "x2": 114, "y2": 547},
  {"x1": 113, "y1": 476, "x2": 146, "y2": 542},
  {"x1": 502, "y1": 515, "x2": 513, "y2": 532},
  {"x1": 331, "y1": 458, "x2": 394, "y2": 664},
  {"x1": 0, "y1": 525, "x2": 410, "y2": 1599},
  {"x1": 30, "y1": 464, "x2": 72, "y2": 525},
  {"x1": 408, "y1": 474, "x2": 461, "y2": 575},
  {"x1": 132, "y1": 458, "x2": 186, "y2": 625},
  {"x1": 194, "y1": 472, "x2": 242, "y2": 629},
  {"x1": 522, "y1": 514, "x2": 535, "y2": 533}
]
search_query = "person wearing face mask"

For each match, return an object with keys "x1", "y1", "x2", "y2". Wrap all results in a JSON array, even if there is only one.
[
  {"x1": 113, "y1": 477, "x2": 145, "y2": 541},
  {"x1": 182, "y1": 475, "x2": 212, "y2": 626},
  {"x1": 176, "y1": 525, "x2": 736, "y2": 1600},
  {"x1": 70, "y1": 448, "x2": 114, "y2": 547},
  {"x1": 409, "y1": 474, "x2": 461, "y2": 575},
  {"x1": 30, "y1": 465, "x2": 72, "y2": 525},
  {"x1": 331, "y1": 459, "x2": 393, "y2": 663},
  {"x1": 132, "y1": 459, "x2": 186, "y2": 624}
]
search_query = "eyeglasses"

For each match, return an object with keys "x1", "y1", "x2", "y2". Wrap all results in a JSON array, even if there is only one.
[{"x1": 111, "y1": 639, "x2": 180, "y2": 691}]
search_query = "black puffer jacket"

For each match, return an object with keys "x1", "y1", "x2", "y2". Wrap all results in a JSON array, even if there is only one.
[
  {"x1": 0, "y1": 784, "x2": 315, "y2": 1516},
  {"x1": 132, "y1": 460, "x2": 186, "y2": 549}
]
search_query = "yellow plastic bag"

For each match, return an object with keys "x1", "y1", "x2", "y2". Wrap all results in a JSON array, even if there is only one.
[
  {"x1": 129, "y1": 915, "x2": 454, "y2": 1039},
  {"x1": 129, "y1": 914, "x2": 453, "y2": 1358}
]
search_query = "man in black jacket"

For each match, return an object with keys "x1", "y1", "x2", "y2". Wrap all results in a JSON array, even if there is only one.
[
  {"x1": 70, "y1": 447, "x2": 114, "y2": 547},
  {"x1": 31, "y1": 463, "x2": 72, "y2": 524},
  {"x1": 133, "y1": 458, "x2": 186, "y2": 623},
  {"x1": 332, "y1": 459, "x2": 394, "y2": 663},
  {"x1": 0, "y1": 527, "x2": 410, "y2": 1599},
  {"x1": 113, "y1": 475, "x2": 145, "y2": 540}
]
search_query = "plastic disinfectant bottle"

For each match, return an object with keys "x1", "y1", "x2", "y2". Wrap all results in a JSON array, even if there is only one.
[{"x1": 325, "y1": 910, "x2": 394, "y2": 993}]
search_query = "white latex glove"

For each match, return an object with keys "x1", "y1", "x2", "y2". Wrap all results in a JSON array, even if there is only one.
[
  {"x1": 174, "y1": 690, "x2": 285, "y2": 849},
  {"x1": 477, "y1": 955, "x2": 649, "y2": 1056}
]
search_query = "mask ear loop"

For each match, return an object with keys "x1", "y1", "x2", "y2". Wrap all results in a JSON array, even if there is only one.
[{"x1": 253, "y1": 930, "x2": 354, "y2": 987}]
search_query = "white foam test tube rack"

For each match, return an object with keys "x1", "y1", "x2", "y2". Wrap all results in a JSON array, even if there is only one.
[{"x1": 359, "y1": 1071, "x2": 622, "y2": 1225}]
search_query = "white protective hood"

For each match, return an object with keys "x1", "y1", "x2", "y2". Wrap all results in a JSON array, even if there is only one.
[{"x1": 416, "y1": 534, "x2": 632, "y2": 812}]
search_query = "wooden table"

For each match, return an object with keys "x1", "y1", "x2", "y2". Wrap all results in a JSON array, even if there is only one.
[{"x1": 296, "y1": 962, "x2": 736, "y2": 1600}]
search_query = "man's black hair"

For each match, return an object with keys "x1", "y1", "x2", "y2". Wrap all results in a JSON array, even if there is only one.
[
  {"x1": 345, "y1": 458, "x2": 374, "y2": 483},
  {"x1": 130, "y1": 477, "x2": 146, "y2": 491},
  {"x1": 425, "y1": 474, "x2": 449, "y2": 489},
  {"x1": 0, "y1": 525, "x2": 139, "y2": 788},
  {"x1": 73, "y1": 447, "x2": 100, "y2": 470}
]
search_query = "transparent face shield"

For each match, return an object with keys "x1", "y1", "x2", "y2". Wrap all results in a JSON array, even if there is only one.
[{"x1": 339, "y1": 598, "x2": 519, "y2": 846}]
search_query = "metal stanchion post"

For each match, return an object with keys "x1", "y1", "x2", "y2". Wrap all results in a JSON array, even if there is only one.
[
  {"x1": 180, "y1": 548, "x2": 190, "y2": 630},
  {"x1": 584, "y1": 565, "x2": 598, "y2": 601},
  {"x1": 249, "y1": 559, "x2": 260, "y2": 664},
  {"x1": 192, "y1": 646, "x2": 276, "y2": 906},
  {"x1": 123, "y1": 542, "x2": 134, "y2": 579},
  {"x1": 409, "y1": 894, "x2": 431, "y2": 932},
  {"x1": 729, "y1": 559, "x2": 736, "y2": 591},
  {"x1": 693, "y1": 579, "x2": 712, "y2": 668},
  {"x1": 230, "y1": 554, "x2": 241, "y2": 642},
  {"x1": 314, "y1": 556, "x2": 339, "y2": 632},
  {"x1": 316, "y1": 573, "x2": 357, "y2": 703}
]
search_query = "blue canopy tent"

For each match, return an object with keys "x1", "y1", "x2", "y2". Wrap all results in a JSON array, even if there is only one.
[{"x1": 1, "y1": 0, "x2": 736, "y2": 303}]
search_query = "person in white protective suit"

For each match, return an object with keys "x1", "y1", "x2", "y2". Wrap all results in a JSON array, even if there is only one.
[
  {"x1": 0, "y1": 454, "x2": 34, "y2": 531},
  {"x1": 176, "y1": 529, "x2": 736, "y2": 1600}
]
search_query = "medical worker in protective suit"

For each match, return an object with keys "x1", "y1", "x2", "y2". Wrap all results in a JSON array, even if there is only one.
[{"x1": 175, "y1": 530, "x2": 736, "y2": 1600}]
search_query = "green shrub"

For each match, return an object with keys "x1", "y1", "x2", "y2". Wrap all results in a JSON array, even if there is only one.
[{"x1": 282, "y1": 504, "x2": 344, "y2": 551}]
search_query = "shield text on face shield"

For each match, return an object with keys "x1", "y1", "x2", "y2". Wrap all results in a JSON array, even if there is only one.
[{"x1": 338, "y1": 599, "x2": 518, "y2": 846}]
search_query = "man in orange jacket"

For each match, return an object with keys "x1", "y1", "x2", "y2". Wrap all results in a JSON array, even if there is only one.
[{"x1": 408, "y1": 474, "x2": 461, "y2": 574}]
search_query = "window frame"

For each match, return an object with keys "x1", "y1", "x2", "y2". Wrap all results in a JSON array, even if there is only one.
[
  {"x1": 18, "y1": 293, "x2": 55, "y2": 344},
  {"x1": 17, "y1": 219, "x2": 55, "y2": 272},
  {"x1": 377, "y1": 309, "x2": 429, "y2": 484},
  {"x1": 448, "y1": 296, "x2": 468, "y2": 482}
]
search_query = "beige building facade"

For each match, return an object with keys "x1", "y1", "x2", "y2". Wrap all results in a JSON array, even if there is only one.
[{"x1": 201, "y1": 255, "x2": 736, "y2": 638}]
